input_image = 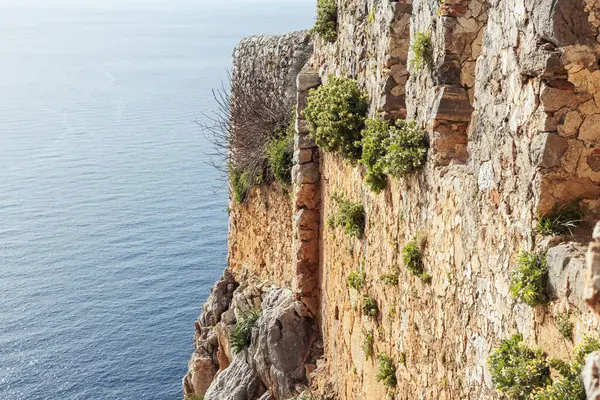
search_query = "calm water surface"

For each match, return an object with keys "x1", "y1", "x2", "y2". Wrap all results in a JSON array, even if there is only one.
[{"x1": 0, "y1": 1, "x2": 313, "y2": 398}]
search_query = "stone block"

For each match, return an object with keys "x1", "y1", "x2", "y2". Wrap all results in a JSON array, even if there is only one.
[
  {"x1": 539, "y1": 85, "x2": 590, "y2": 112},
  {"x1": 431, "y1": 85, "x2": 473, "y2": 122},
  {"x1": 294, "y1": 183, "x2": 320, "y2": 210},
  {"x1": 297, "y1": 69, "x2": 321, "y2": 92},
  {"x1": 533, "y1": 132, "x2": 569, "y2": 168},
  {"x1": 293, "y1": 148, "x2": 313, "y2": 164},
  {"x1": 293, "y1": 162, "x2": 320, "y2": 184}
]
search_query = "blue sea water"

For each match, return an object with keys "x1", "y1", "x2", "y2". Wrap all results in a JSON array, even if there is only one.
[{"x1": 0, "y1": 1, "x2": 313, "y2": 399}]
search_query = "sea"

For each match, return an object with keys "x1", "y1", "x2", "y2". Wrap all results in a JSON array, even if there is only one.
[{"x1": 0, "y1": 1, "x2": 314, "y2": 399}]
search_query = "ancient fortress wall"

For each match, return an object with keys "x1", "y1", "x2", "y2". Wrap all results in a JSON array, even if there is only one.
[{"x1": 184, "y1": 1, "x2": 600, "y2": 399}]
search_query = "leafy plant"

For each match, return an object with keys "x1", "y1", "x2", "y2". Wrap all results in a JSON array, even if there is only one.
[
  {"x1": 231, "y1": 309, "x2": 262, "y2": 354},
  {"x1": 311, "y1": 0, "x2": 338, "y2": 43},
  {"x1": 488, "y1": 334, "x2": 551, "y2": 399},
  {"x1": 402, "y1": 236, "x2": 425, "y2": 277},
  {"x1": 362, "y1": 330, "x2": 374, "y2": 359},
  {"x1": 376, "y1": 353, "x2": 397, "y2": 388},
  {"x1": 509, "y1": 251, "x2": 549, "y2": 307},
  {"x1": 362, "y1": 295, "x2": 378, "y2": 317},
  {"x1": 265, "y1": 115, "x2": 295, "y2": 186},
  {"x1": 360, "y1": 119, "x2": 428, "y2": 193},
  {"x1": 229, "y1": 164, "x2": 253, "y2": 204},
  {"x1": 533, "y1": 336, "x2": 600, "y2": 399},
  {"x1": 384, "y1": 120, "x2": 428, "y2": 178},
  {"x1": 329, "y1": 192, "x2": 365, "y2": 238},
  {"x1": 304, "y1": 76, "x2": 368, "y2": 163},
  {"x1": 347, "y1": 270, "x2": 366, "y2": 290},
  {"x1": 361, "y1": 119, "x2": 390, "y2": 193},
  {"x1": 380, "y1": 272, "x2": 399, "y2": 286},
  {"x1": 536, "y1": 201, "x2": 584, "y2": 236},
  {"x1": 410, "y1": 32, "x2": 433, "y2": 71},
  {"x1": 556, "y1": 312, "x2": 573, "y2": 340}
]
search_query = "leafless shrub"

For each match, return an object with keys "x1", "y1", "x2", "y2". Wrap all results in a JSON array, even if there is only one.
[{"x1": 199, "y1": 70, "x2": 292, "y2": 188}]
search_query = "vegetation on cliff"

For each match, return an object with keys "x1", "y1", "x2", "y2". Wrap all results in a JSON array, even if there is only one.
[
  {"x1": 409, "y1": 32, "x2": 433, "y2": 71},
  {"x1": 489, "y1": 334, "x2": 600, "y2": 399},
  {"x1": 327, "y1": 192, "x2": 365, "y2": 238},
  {"x1": 509, "y1": 251, "x2": 549, "y2": 307},
  {"x1": 231, "y1": 309, "x2": 262, "y2": 354},
  {"x1": 376, "y1": 353, "x2": 397, "y2": 389},
  {"x1": 311, "y1": 0, "x2": 337, "y2": 43},
  {"x1": 304, "y1": 76, "x2": 368, "y2": 163},
  {"x1": 536, "y1": 201, "x2": 584, "y2": 236}
]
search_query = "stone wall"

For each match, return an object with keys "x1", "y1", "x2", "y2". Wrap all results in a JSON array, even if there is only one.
[
  {"x1": 305, "y1": 0, "x2": 600, "y2": 399},
  {"x1": 228, "y1": 185, "x2": 294, "y2": 288},
  {"x1": 185, "y1": 1, "x2": 600, "y2": 399},
  {"x1": 227, "y1": 31, "x2": 314, "y2": 287}
]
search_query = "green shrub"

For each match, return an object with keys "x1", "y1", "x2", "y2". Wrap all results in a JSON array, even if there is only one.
[
  {"x1": 376, "y1": 353, "x2": 397, "y2": 388},
  {"x1": 410, "y1": 32, "x2": 433, "y2": 71},
  {"x1": 265, "y1": 128, "x2": 294, "y2": 186},
  {"x1": 510, "y1": 251, "x2": 549, "y2": 307},
  {"x1": 361, "y1": 119, "x2": 389, "y2": 193},
  {"x1": 362, "y1": 330, "x2": 374, "y2": 359},
  {"x1": 362, "y1": 295, "x2": 378, "y2": 317},
  {"x1": 536, "y1": 201, "x2": 584, "y2": 236},
  {"x1": 360, "y1": 119, "x2": 428, "y2": 193},
  {"x1": 229, "y1": 164, "x2": 253, "y2": 204},
  {"x1": 574, "y1": 335, "x2": 600, "y2": 366},
  {"x1": 556, "y1": 312, "x2": 573, "y2": 340},
  {"x1": 231, "y1": 309, "x2": 261, "y2": 354},
  {"x1": 379, "y1": 273, "x2": 399, "y2": 286},
  {"x1": 533, "y1": 336, "x2": 600, "y2": 399},
  {"x1": 347, "y1": 270, "x2": 366, "y2": 290},
  {"x1": 402, "y1": 237, "x2": 424, "y2": 277},
  {"x1": 329, "y1": 192, "x2": 365, "y2": 238},
  {"x1": 311, "y1": 0, "x2": 338, "y2": 43},
  {"x1": 304, "y1": 76, "x2": 368, "y2": 163},
  {"x1": 384, "y1": 120, "x2": 428, "y2": 178},
  {"x1": 488, "y1": 334, "x2": 551, "y2": 399}
]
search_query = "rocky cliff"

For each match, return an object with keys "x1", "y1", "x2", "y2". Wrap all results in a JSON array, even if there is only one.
[{"x1": 184, "y1": 1, "x2": 600, "y2": 399}]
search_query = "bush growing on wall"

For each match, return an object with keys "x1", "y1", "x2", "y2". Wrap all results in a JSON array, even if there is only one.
[
  {"x1": 384, "y1": 120, "x2": 428, "y2": 178},
  {"x1": 536, "y1": 201, "x2": 584, "y2": 236},
  {"x1": 509, "y1": 251, "x2": 548, "y2": 307},
  {"x1": 361, "y1": 119, "x2": 389, "y2": 193},
  {"x1": 304, "y1": 76, "x2": 368, "y2": 163},
  {"x1": 328, "y1": 192, "x2": 365, "y2": 238},
  {"x1": 361, "y1": 119, "x2": 428, "y2": 193},
  {"x1": 311, "y1": 0, "x2": 338, "y2": 43},
  {"x1": 488, "y1": 334, "x2": 550, "y2": 399},
  {"x1": 489, "y1": 334, "x2": 600, "y2": 399},
  {"x1": 265, "y1": 115, "x2": 295, "y2": 186}
]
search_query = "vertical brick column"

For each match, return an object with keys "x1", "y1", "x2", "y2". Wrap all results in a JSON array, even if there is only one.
[{"x1": 291, "y1": 66, "x2": 321, "y2": 316}]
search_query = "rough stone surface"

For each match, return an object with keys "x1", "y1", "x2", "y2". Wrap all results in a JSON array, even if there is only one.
[
  {"x1": 182, "y1": 271, "x2": 238, "y2": 397},
  {"x1": 250, "y1": 288, "x2": 320, "y2": 400},
  {"x1": 586, "y1": 222, "x2": 600, "y2": 314},
  {"x1": 186, "y1": 1, "x2": 600, "y2": 399},
  {"x1": 204, "y1": 357, "x2": 262, "y2": 400},
  {"x1": 585, "y1": 351, "x2": 600, "y2": 400}
]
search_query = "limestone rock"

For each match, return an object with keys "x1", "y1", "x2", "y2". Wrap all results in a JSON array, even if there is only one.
[
  {"x1": 584, "y1": 351, "x2": 600, "y2": 400},
  {"x1": 204, "y1": 357, "x2": 263, "y2": 400},
  {"x1": 250, "y1": 287, "x2": 320, "y2": 400},
  {"x1": 585, "y1": 222, "x2": 600, "y2": 314}
]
